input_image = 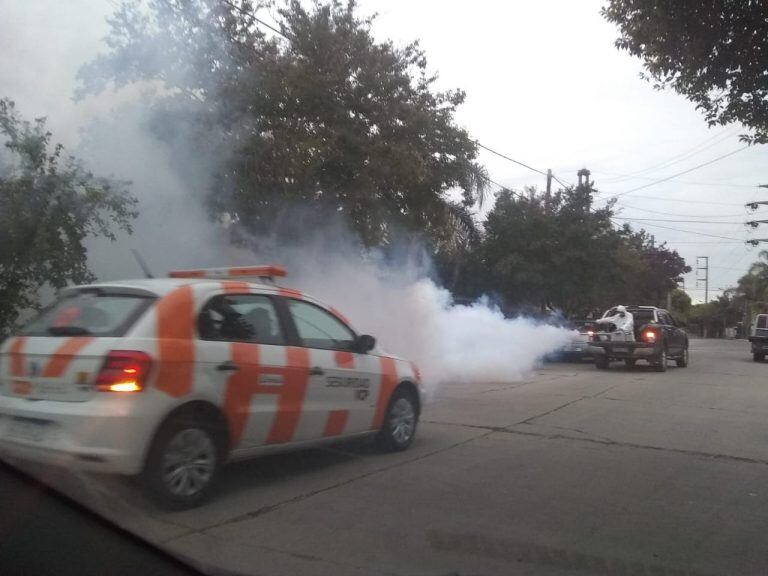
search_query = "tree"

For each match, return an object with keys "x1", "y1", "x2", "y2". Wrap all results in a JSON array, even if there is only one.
[
  {"x1": 482, "y1": 183, "x2": 616, "y2": 315},
  {"x1": 79, "y1": 0, "x2": 487, "y2": 246},
  {"x1": 479, "y1": 181, "x2": 690, "y2": 316},
  {"x1": 669, "y1": 288, "x2": 692, "y2": 318},
  {"x1": 603, "y1": 1, "x2": 768, "y2": 143},
  {"x1": 0, "y1": 99, "x2": 137, "y2": 337},
  {"x1": 613, "y1": 224, "x2": 690, "y2": 305}
]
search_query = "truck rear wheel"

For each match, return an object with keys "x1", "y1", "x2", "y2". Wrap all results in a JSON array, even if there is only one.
[
  {"x1": 754, "y1": 353, "x2": 765, "y2": 362},
  {"x1": 624, "y1": 359, "x2": 636, "y2": 368},
  {"x1": 654, "y1": 349, "x2": 668, "y2": 372},
  {"x1": 595, "y1": 356, "x2": 609, "y2": 370},
  {"x1": 676, "y1": 347, "x2": 689, "y2": 368}
]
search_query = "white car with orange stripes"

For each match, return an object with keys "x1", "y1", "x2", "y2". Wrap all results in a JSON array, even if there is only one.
[{"x1": 0, "y1": 266, "x2": 422, "y2": 508}]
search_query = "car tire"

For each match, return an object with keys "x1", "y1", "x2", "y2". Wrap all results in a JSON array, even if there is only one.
[
  {"x1": 754, "y1": 353, "x2": 765, "y2": 362},
  {"x1": 624, "y1": 359, "x2": 636, "y2": 368},
  {"x1": 654, "y1": 348, "x2": 668, "y2": 372},
  {"x1": 595, "y1": 356, "x2": 609, "y2": 370},
  {"x1": 376, "y1": 387, "x2": 419, "y2": 452},
  {"x1": 142, "y1": 417, "x2": 223, "y2": 510},
  {"x1": 676, "y1": 347, "x2": 689, "y2": 368}
]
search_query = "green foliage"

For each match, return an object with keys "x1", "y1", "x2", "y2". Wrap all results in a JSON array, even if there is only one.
[
  {"x1": 669, "y1": 288, "x2": 692, "y2": 317},
  {"x1": 468, "y1": 182, "x2": 690, "y2": 316},
  {"x1": 79, "y1": 0, "x2": 487, "y2": 246},
  {"x1": 0, "y1": 99, "x2": 137, "y2": 337},
  {"x1": 690, "y1": 251, "x2": 768, "y2": 337},
  {"x1": 603, "y1": 0, "x2": 768, "y2": 143}
]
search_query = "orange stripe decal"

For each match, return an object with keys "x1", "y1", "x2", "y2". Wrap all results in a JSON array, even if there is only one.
[
  {"x1": 410, "y1": 361, "x2": 421, "y2": 384},
  {"x1": 169, "y1": 269, "x2": 206, "y2": 278},
  {"x1": 372, "y1": 356, "x2": 398, "y2": 429},
  {"x1": 42, "y1": 337, "x2": 94, "y2": 377},
  {"x1": 334, "y1": 350, "x2": 355, "y2": 369},
  {"x1": 221, "y1": 281, "x2": 251, "y2": 294},
  {"x1": 268, "y1": 346, "x2": 310, "y2": 444},
  {"x1": 223, "y1": 344, "x2": 310, "y2": 448},
  {"x1": 228, "y1": 266, "x2": 286, "y2": 277},
  {"x1": 323, "y1": 409, "x2": 349, "y2": 437},
  {"x1": 155, "y1": 285, "x2": 196, "y2": 397},
  {"x1": 223, "y1": 342, "x2": 261, "y2": 447},
  {"x1": 9, "y1": 337, "x2": 26, "y2": 377},
  {"x1": 277, "y1": 287, "x2": 302, "y2": 298}
]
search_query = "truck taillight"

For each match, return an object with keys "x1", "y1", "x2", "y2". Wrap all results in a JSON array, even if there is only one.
[
  {"x1": 643, "y1": 329, "x2": 657, "y2": 343},
  {"x1": 95, "y1": 351, "x2": 152, "y2": 392}
]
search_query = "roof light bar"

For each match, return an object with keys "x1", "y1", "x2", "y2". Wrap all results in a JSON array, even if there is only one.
[{"x1": 169, "y1": 265, "x2": 287, "y2": 281}]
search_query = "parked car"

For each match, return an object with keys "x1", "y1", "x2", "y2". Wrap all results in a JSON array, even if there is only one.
[
  {"x1": 748, "y1": 314, "x2": 768, "y2": 361},
  {"x1": 553, "y1": 320, "x2": 597, "y2": 361}
]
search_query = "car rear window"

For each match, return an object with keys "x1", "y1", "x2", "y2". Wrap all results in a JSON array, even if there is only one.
[
  {"x1": 757, "y1": 315, "x2": 768, "y2": 329},
  {"x1": 20, "y1": 289, "x2": 155, "y2": 337},
  {"x1": 628, "y1": 309, "x2": 655, "y2": 323}
]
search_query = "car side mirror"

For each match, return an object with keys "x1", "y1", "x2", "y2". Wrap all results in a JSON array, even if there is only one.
[{"x1": 353, "y1": 334, "x2": 376, "y2": 353}]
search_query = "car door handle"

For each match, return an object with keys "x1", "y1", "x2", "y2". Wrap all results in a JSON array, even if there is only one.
[
  {"x1": 216, "y1": 361, "x2": 240, "y2": 372},
  {"x1": 309, "y1": 366, "x2": 325, "y2": 376}
]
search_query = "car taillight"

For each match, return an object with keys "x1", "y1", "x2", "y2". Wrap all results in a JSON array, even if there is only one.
[
  {"x1": 95, "y1": 351, "x2": 152, "y2": 392},
  {"x1": 643, "y1": 329, "x2": 657, "y2": 343}
]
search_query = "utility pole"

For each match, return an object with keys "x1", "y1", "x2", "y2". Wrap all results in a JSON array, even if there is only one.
[
  {"x1": 577, "y1": 168, "x2": 591, "y2": 188},
  {"x1": 745, "y1": 185, "x2": 768, "y2": 233},
  {"x1": 546, "y1": 169, "x2": 552, "y2": 196},
  {"x1": 696, "y1": 256, "x2": 710, "y2": 304}
]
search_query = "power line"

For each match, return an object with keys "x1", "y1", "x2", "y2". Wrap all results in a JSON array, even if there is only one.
[
  {"x1": 595, "y1": 173, "x2": 758, "y2": 188},
  {"x1": 614, "y1": 201, "x2": 747, "y2": 218},
  {"x1": 609, "y1": 146, "x2": 750, "y2": 199},
  {"x1": 220, "y1": 0, "x2": 288, "y2": 39},
  {"x1": 476, "y1": 142, "x2": 548, "y2": 176},
  {"x1": 610, "y1": 218, "x2": 744, "y2": 241},
  {"x1": 484, "y1": 176, "x2": 527, "y2": 200},
  {"x1": 597, "y1": 126, "x2": 740, "y2": 183},
  {"x1": 552, "y1": 174, "x2": 571, "y2": 189},
  {"x1": 612, "y1": 217, "x2": 744, "y2": 224},
  {"x1": 609, "y1": 194, "x2": 742, "y2": 206}
]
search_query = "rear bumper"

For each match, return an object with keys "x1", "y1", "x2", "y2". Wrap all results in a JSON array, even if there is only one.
[
  {"x1": 0, "y1": 394, "x2": 153, "y2": 475},
  {"x1": 561, "y1": 343, "x2": 597, "y2": 355},
  {"x1": 591, "y1": 343, "x2": 659, "y2": 358},
  {"x1": 749, "y1": 338, "x2": 768, "y2": 353}
]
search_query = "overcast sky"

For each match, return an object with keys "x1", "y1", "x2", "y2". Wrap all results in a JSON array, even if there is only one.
[{"x1": 2, "y1": 0, "x2": 765, "y2": 302}]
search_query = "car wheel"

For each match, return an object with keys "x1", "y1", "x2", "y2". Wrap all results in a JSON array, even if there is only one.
[
  {"x1": 624, "y1": 359, "x2": 636, "y2": 368},
  {"x1": 595, "y1": 356, "x2": 609, "y2": 369},
  {"x1": 654, "y1": 348, "x2": 668, "y2": 372},
  {"x1": 377, "y1": 388, "x2": 419, "y2": 452},
  {"x1": 143, "y1": 419, "x2": 222, "y2": 510},
  {"x1": 754, "y1": 353, "x2": 765, "y2": 362},
  {"x1": 676, "y1": 347, "x2": 689, "y2": 368}
]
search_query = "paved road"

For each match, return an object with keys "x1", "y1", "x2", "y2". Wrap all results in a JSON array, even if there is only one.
[{"x1": 10, "y1": 339, "x2": 768, "y2": 575}]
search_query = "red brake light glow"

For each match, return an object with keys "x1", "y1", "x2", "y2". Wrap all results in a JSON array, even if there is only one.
[
  {"x1": 95, "y1": 351, "x2": 152, "y2": 392},
  {"x1": 643, "y1": 330, "x2": 657, "y2": 343}
]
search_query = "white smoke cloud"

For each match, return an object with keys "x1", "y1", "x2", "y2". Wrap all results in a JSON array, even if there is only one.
[
  {"x1": 2, "y1": 0, "x2": 574, "y2": 396},
  {"x1": 223, "y1": 224, "x2": 574, "y2": 396}
]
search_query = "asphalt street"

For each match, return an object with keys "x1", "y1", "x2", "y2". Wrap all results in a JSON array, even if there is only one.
[{"x1": 5, "y1": 338, "x2": 768, "y2": 576}]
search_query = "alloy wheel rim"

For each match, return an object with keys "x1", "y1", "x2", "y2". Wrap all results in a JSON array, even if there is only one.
[
  {"x1": 162, "y1": 428, "x2": 216, "y2": 497},
  {"x1": 390, "y1": 398, "x2": 416, "y2": 444}
]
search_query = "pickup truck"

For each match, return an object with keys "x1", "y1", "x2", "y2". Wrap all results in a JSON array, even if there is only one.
[
  {"x1": 748, "y1": 314, "x2": 768, "y2": 361},
  {"x1": 590, "y1": 306, "x2": 689, "y2": 372}
]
